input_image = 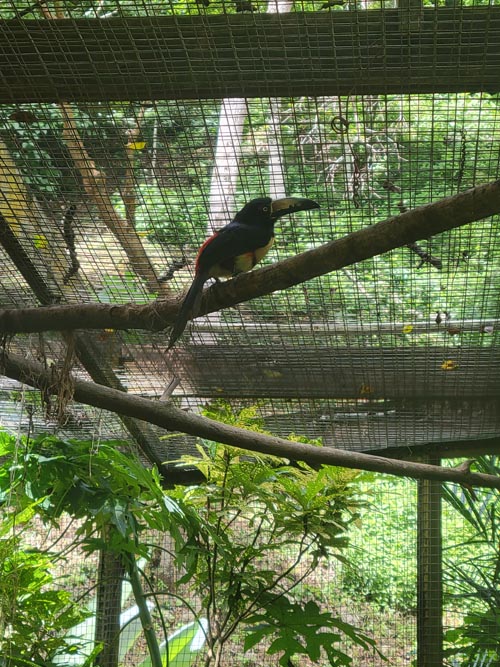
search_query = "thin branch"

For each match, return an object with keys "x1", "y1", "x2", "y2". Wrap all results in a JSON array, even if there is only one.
[
  {"x1": 1, "y1": 178, "x2": 500, "y2": 334},
  {"x1": 123, "y1": 106, "x2": 147, "y2": 228},
  {"x1": 2, "y1": 351, "x2": 500, "y2": 489},
  {"x1": 59, "y1": 103, "x2": 162, "y2": 293},
  {"x1": 62, "y1": 204, "x2": 81, "y2": 284},
  {"x1": 233, "y1": 532, "x2": 314, "y2": 634},
  {"x1": 406, "y1": 241, "x2": 443, "y2": 270}
]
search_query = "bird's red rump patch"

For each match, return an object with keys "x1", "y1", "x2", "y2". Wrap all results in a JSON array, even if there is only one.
[{"x1": 195, "y1": 232, "x2": 219, "y2": 271}]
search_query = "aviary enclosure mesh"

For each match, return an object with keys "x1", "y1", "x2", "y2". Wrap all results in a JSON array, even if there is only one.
[{"x1": 0, "y1": 0, "x2": 499, "y2": 664}]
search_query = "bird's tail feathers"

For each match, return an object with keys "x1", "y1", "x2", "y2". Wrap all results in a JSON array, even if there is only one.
[{"x1": 167, "y1": 272, "x2": 207, "y2": 350}]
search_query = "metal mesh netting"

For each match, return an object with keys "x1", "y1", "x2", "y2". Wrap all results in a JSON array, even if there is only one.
[
  {"x1": 1, "y1": 3, "x2": 500, "y2": 667},
  {"x1": 3, "y1": 4, "x2": 500, "y2": 103},
  {"x1": 1, "y1": 94, "x2": 499, "y2": 452},
  {"x1": 3, "y1": 0, "x2": 500, "y2": 17}
]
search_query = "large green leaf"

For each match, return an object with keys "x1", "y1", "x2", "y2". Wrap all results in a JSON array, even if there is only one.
[{"x1": 138, "y1": 618, "x2": 208, "y2": 667}]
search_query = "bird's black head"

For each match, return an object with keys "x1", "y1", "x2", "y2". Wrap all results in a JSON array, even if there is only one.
[
  {"x1": 235, "y1": 196, "x2": 320, "y2": 226},
  {"x1": 234, "y1": 197, "x2": 274, "y2": 226}
]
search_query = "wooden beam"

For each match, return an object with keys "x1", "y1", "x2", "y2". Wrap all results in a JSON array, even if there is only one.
[
  {"x1": 417, "y1": 457, "x2": 443, "y2": 667},
  {"x1": 95, "y1": 546, "x2": 124, "y2": 667},
  {"x1": 262, "y1": 402, "x2": 500, "y2": 454},
  {"x1": 369, "y1": 436, "x2": 500, "y2": 461},
  {"x1": 180, "y1": 318, "x2": 500, "y2": 337},
  {"x1": 1, "y1": 8, "x2": 500, "y2": 102}
]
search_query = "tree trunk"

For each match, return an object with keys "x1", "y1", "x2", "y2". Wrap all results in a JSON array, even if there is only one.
[
  {"x1": 95, "y1": 544, "x2": 125, "y2": 667},
  {"x1": 267, "y1": 0, "x2": 292, "y2": 199}
]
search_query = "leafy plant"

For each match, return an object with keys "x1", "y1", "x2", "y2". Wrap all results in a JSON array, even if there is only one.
[
  {"x1": 244, "y1": 596, "x2": 376, "y2": 667},
  {"x1": 0, "y1": 534, "x2": 91, "y2": 667},
  {"x1": 0, "y1": 420, "x2": 380, "y2": 667},
  {"x1": 0, "y1": 430, "x2": 198, "y2": 667},
  {"x1": 167, "y1": 402, "x2": 384, "y2": 667},
  {"x1": 443, "y1": 457, "x2": 500, "y2": 667}
]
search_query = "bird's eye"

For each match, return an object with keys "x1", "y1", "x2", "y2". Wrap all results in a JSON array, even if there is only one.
[{"x1": 262, "y1": 206, "x2": 269, "y2": 213}]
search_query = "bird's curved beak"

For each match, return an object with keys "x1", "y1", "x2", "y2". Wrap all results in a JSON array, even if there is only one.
[{"x1": 271, "y1": 197, "x2": 320, "y2": 220}]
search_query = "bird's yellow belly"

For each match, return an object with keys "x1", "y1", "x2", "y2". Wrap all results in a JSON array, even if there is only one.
[{"x1": 212, "y1": 237, "x2": 275, "y2": 277}]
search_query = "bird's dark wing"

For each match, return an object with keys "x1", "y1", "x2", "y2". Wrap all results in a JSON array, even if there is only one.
[
  {"x1": 168, "y1": 221, "x2": 272, "y2": 348},
  {"x1": 196, "y1": 220, "x2": 272, "y2": 275}
]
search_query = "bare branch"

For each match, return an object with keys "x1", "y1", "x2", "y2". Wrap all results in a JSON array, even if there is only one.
[
  {"x1": 2, "y1": 351, "x2": 500, "y2": 489},
  {"x1": 1, "y1": 178, "x2": 500, "y2": 334},
  {"x1": 406, "y1": 241, "x2": 443, "y2": 270},
  {"x1": 59, "y1": 103, "x2": 162, "y2": 293}
]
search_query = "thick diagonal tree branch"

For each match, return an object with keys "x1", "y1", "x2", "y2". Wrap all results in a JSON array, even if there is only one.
[
  {"x1": 1, "y1": 178, "x2": 500, "y2": 334},
  {"x1": 2, "y1": 351, "x2": 500, "y2": 489}
]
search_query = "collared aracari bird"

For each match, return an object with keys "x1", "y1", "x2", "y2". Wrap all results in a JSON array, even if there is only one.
[{"x1": 167, "y1": 196, "x2": 320, "y2": 349}]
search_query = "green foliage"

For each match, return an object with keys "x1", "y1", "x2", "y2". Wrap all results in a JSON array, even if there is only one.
[
  {"x1": 0, "y1": 416, "x2": 381, "y2": 667},
  {"x1": 0, "y1": 430, "x2": 190, "y2": 667},
  {"x1": 97, "y1": 272, "x2": 158, "y2": 303},
  {"x1": 442, "y1": 458, "x2": 500, "y2": 666},
  {"x1": 0, "y1": 534, "x2": 90, "y2": 667},
  {"x1": 3, "y1": 425, "x2": 499, "y2": 667},
  {"x1": 340, "y1": 475, "x2": 417, "y2": 611},
  {"x1": 338, "y1": 460, "x2": 500, "y2": 661},
  {"x1": 445, "y1": 609, "x2": 500, "y2": 667},
  {"x1": 2, "y1": 433, "x2": 182, "y2": 542},
  {"x1": 167, "y1": 402, "x2": 381, "y2": 666},
  {"x1": 244, "y1": 597, "x2": 378, "y2": 667},
  {"x1": 132, "y1": 184, "x2": 198, "y2": 246}
]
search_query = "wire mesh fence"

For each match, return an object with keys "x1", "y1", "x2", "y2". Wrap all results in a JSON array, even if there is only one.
[
  {"x1": 1, "y1": 92, "x2": 499, "y2": 447},
  {"x1": 1, "y1": 1, "x2": 500, "y2": 665}
]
